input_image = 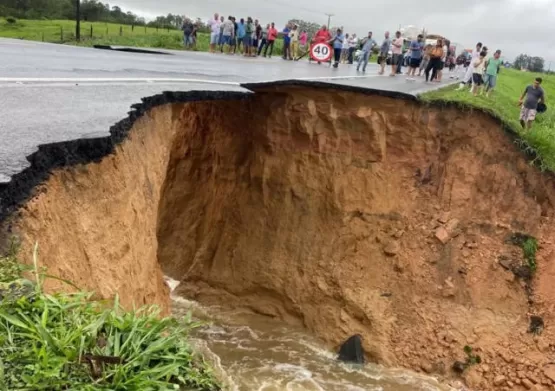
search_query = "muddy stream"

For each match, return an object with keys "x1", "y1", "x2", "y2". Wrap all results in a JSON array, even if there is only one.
[{"x1": 167, "y1": 278, "x2": 452, "y2": 391}]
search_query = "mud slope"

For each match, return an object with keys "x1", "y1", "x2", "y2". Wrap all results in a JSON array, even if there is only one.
[{"x1": 2, "y1": 84, "x2": 555, "y2": 389}]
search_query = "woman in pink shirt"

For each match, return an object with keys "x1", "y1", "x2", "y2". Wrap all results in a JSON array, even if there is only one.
[
  {"x1": 299, "y1": 31, "x2": 308, "y2": 52},
  {"x1": 262, "y1": 23, "x2": 278, "y2": 57}
]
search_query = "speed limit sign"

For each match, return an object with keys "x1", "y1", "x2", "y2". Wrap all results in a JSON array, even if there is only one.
[{"x1": 310, "y1": 42, "x2": 332, "y2": 62}]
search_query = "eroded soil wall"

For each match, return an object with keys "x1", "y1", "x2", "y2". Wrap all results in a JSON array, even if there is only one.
[{"x1": 6, "y1": 86, "x2": 555, "y2": 389}]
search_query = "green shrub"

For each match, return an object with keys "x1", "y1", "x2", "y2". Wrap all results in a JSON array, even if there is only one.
[
  {"x1": 463, "y1": 345, "x2": 482, "y2": 366},
  {"x1": 6, "y1": 17, "x2": 16, "y2": 24},
  {"x1": 522, "y1": 237, "x2": 538, "y2": 273},
  {"x1": 0, "y1": 245, "x2": 220, "y2": 391}
]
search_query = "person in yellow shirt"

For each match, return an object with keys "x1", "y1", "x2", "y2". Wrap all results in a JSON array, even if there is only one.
[{"x1": 289, "y1": 24, "x2": 299, "y2": 60}]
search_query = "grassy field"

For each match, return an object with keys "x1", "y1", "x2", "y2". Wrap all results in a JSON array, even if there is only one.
[
  {"x1": 0, "y1": 17, "x2": 285, "y2": 54},
  {"x1": 421, "y1": 68, "x2": 555, "y2": 171}
]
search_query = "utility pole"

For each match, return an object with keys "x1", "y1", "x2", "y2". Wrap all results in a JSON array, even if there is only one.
[
  {"x1": 325, "y1": 13, "x2": 334, "y2": 29},
  {"x1": 75, "y1": 0, "x2": 81, "y2": 41}
]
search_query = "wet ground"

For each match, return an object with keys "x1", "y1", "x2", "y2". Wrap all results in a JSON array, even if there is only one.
[{"x1": 0, "y1": 38, "x2": 458, "y2": 181}]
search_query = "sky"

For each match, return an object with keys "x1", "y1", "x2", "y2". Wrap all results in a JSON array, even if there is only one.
[{"x1": 116, "y1": 0, "x2": 555, "y2": 64}]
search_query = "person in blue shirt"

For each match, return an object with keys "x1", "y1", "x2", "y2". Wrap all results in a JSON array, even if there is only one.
[
  {"x1": 236, "y1": 18, "x2": 246, "y2": 54},
  {"x1": 282, "y1": 24, "x2": 291, "y2": 60},
  {"x1": 330, "y1": 28, "x2": 344, "y2": 68},
  {"x1": 356, "y1": 31, "x2": 377, "y2": 72},
  {"x1": 407, "y1": 34, "x2": 424, "y2": 80}
]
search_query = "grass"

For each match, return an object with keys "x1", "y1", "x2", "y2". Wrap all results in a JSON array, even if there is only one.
[
  {"x1": 0, "y1": 17, "x2": 285, "y2": 54},
  {"x1": 421, "y1": 68, "x2": 555, "y2": 171},
  {"x1": 522, "y1": 237, "x2": 538, "y2": 273},
  {"x1": 0, "y1": 242, "x2": 220, "y2": 391}
]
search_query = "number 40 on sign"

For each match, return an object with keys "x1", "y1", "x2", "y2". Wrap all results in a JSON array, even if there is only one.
[{"x1": 310, "y1": 42, "x2": 332, "y2": 62}]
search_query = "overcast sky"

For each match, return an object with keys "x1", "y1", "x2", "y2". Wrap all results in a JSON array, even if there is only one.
[{"x1": 117, "y1": 0, "x2": 555, "y2": 63}]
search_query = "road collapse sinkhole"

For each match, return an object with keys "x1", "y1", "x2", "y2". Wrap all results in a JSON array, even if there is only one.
[{"x1": 4, "y1": 84, "x2": 555, "y2": 382}]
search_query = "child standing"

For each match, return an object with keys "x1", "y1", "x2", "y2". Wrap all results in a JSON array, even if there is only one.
[{"x1": 471, "y1": 51, "x2": 487, "y2": 96}]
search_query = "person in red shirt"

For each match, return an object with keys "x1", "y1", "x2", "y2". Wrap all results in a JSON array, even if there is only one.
[
  {"x1": 263, "y1": 22, "x2": 278, "y2": 58},
  {"x1": 313, "y1": 25, "x2": 331, "y2": 43},
  {"x1": 311, "y1": 25, "x2": 331, "y2": 64}
]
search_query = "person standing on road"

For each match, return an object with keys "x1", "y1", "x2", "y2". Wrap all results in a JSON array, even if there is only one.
[
  {"x1": 471, "y1": 51, "x2": 487, "y2": 96},
  {"x1": 221, "y1": 16, "x2": 234, "y2": 54},
  {"x1": 191, "y1": 20, "x2": 199, "y2": 49},
  {"x1": 258, "y1": 24, "x2": 269, "y2": 56},
  {"x1": 418, "y1": 44, "x2": 432, "y2": 77},
  {"x1": 299, "y1": 30, "x2": 308, "y2": 53},
  {"x1": 230, "y1": 17, "x2": 238, "y2": 54},
  {"x1": 207, "y1": 13, "x2": 221, "y2": 53},
  {"x1": 217, "y1": 16, "x2": 225, "y2": 52},
  {"x1": 378, "y1": 31, "x2": 391, "y2": 75},
  {"x1": 263, "y1": 22, "x2": 278, "y2": 57},
  {"x1": 254, "y1": 20, "x2": 262, "y2": 56},
  {"x1": 424, "y1": 39, "x2": 444, "y2": 82},
  {"x1": 282, "y1": 23, "x2": 292, "y2": 60},
  {"x1": 356, "y1": 31, "x2": 377, "y2": 72},
  {"x1": 519, "y1": 77, "x2": 545, "y2": 129},
  {"x1": 458, "y1": 42, "x2": 482, "y2": 89},
  {"x1": 236, "y1": 18, "x2": 246, "y2": 54},
  {"x1": 437, "y1": 39, "x2": 449, "y2": 82},
  {"x1": 243, "y1": 17, "x2": 254, "y2": 56},
  {"x1": 314, "y1": 25, "x2": 331, "y2": 43},
  {"x1": 390, "y1": 31, "x2": 403, "y2": 76},
  {"x1": 313, "y1": 25, "x2": 332, "y2": 64},
  {"x1": 330, "y1": 28, "x2": 344, "y2": 68},
  {"x1": 484, "y1": 49, "x2": 502, "y2": 97},
  {"x1": 290, "y1": 24, "x2": 299, "y2": 60},
  {"x1": 341, "y1": 33, "x2": 350, "y2": 64},
  {"x1": 181, "y1": 17, "x2": 194, "y2": 49},
  {"x1": 407, "y1": 34, "x2": 424, "y2": 80},
  {"x1": 348, "y1": 33, "x2": 358, "y2": 64}
]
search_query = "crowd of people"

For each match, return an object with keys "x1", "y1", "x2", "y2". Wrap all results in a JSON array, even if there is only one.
[
  {"x1": 180, "y1": 13, "x2": 545, "y2": 129},
  {"x1": 181, "y1": 13, "x2": 311, "y2": 59},
  {"x1": 180, "y1": 14, "x2": 473, "y2": 79}
]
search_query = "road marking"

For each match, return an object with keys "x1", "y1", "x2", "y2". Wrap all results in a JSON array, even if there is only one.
[
  {"x1": 0, "y1": 77, "x2": 242, "y2": 86},
  {"x1": 0, "y1": 74, "x2": 380, "y2": 86}
]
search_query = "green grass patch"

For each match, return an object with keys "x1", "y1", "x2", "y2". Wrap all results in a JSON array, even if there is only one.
[
  {"x1": 0, "y1": 18, "x2": 285, "y2": 55},
  {"x1": 0, "y1": 244, "x2": 220, "y2": 390},
  {"x1": 421, "y1": 69, "x2": 555, "y2": 171},
  {"x1": 522, "y1": 237, "x2": 538, "y2": 273}
]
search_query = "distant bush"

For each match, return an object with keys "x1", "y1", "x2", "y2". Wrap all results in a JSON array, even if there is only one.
[{"x1": 6, "y1": 17, "x2": 16, "y2": 24}]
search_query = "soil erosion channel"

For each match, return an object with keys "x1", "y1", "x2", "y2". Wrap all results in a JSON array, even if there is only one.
[{"x1": 4, "y1": 83, "x2": 555, "y2": 390}]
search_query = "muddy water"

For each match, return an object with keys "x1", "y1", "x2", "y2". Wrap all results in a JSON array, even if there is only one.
[{"x1": 168, "y1": 280, "x2": 452, "y2": 391}]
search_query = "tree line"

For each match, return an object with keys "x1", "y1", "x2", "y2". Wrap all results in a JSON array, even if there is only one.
[
  {"x1": 513, "y1": 54, "x2": 546, "y2": 73},
  {"x1": 0, "y1": 0, "x2": 195, "y2": 29}
]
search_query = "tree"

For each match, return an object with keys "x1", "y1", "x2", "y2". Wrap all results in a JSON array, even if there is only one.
[
  {"x1": 288, "y1": 18, "x2": 320, "y2": 38},
  {"x1": 529, "y1": 56, "x2": 545, "y2": 73},
  {"x1": 514, "y1": 54, "x2": 531, "y2": 70},
  {"x1": 513, "y1": 54, "x2": 545, "y2": 72},
  {"x1": 0, "y1": 0, "x2": 175, "y2": 29}
]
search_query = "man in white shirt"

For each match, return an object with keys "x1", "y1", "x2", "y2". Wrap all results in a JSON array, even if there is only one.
[
  {"x1": 390, "y1": 31, "x2": 403, "y2": 76},
  {"x1": 207, "y1": 13, "x2": 221, "y2": 53},
  {"x1": 348, "y1": 33, "x2": 358, "y2": 64},
  {"x1": 458, "y1": 42, "x2": 482, "y2": 89},
  {"x1": 437, "y1": 39, "x2": 449, "y2": 82}
]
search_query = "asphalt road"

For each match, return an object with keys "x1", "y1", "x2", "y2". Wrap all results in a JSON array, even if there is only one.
[{"x1": 0, "y1": 38, "x2": 458, "y2": 182}]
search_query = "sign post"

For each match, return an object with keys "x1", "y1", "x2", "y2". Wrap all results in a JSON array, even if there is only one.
[{"x1": 309, "y1": 42, "x2": 333, "y2": 63}]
